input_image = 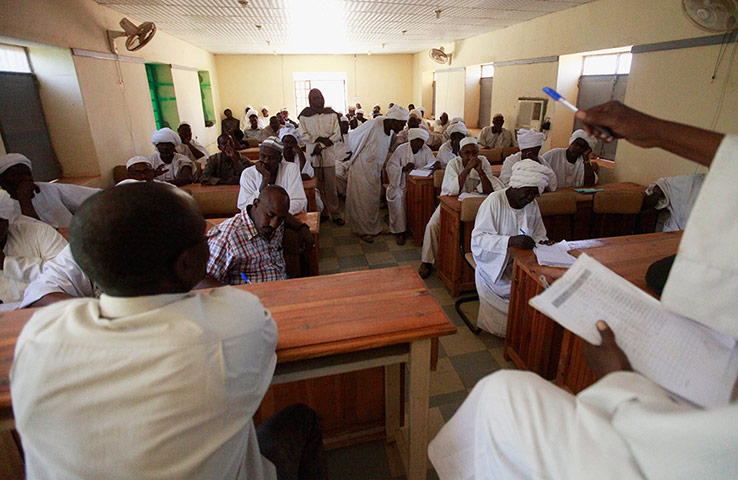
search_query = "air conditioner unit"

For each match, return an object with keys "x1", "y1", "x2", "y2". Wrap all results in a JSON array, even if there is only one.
[{"x1": 515, "y1": 98, "x2": 547, "y2": 131}]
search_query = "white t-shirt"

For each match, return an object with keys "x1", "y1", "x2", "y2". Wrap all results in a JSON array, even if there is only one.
[{"x1": 237, "y1": 161, "x2": 307, "y2": 215}]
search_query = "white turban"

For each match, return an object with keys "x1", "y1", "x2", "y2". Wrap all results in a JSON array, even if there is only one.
[
  {"x1": 246, "y1": 108, "x2": 259, "y2": 119},
  {"x1": 569, "y1": 129, "x2": 597, "y2": 149},
  {"x1": 340, "y1": 115, "x2": 349, "y2": 122},
  {"x1": 517, "y1": 128, "x2": 545, "y2": 150},
  {"x1": 450, "y1": 117, "x2": 464, "y2": 125},
  {"x1": 386, "y1": 105, "x2": 409, "y2": 121},
  {"x1": 418, "y1": 106, "x2": 426, "y2": 118},
  {"x1": 278, "y1": 127, "x2": 298, "y2": 141},
  {"x1": 409, "y1": 109, "x2": 423, "y2": 120},
  {"x1": 459, "y1": 137, "x2": 478, "y2": 149},
  {"x1": 446, "y1": 122, "x2": 468, "y2": 137},
  {"x1": 126, "y1": 156, "x2": 152, "y2": 169},
  {"x1": 356, "y1": 109, "x2": 365, "y2": 115},
  {"x1": 261, "y1": 136, "x2": 284, "y2": 153},
  {"x1": 0, "y1": 189, "x2": 20, "y2": 223},
  {"x1": 0, "y1": 153, "x2": 32, "y2": 175},
  {"x1": 510, "y1": 159, "x2": 553, "y2": 194},
  {"x1": 178, "y1": 121, "x2": 190, "y2": 128},
  {"x1": 373, "y1": 104, "x2": 380, "y2": 109},
  {"x1": 151, "y1": 128, "x2": 181, "y2": 147},
  {"x1": 261, "y1": 105, "x2": 269, "y2": 111},
  {"x1": 408, "y1": 128, "x2": 429, "y2": 142},
  {"x1": 281, "y1": 107, "x2": 288, "y2": 113}
]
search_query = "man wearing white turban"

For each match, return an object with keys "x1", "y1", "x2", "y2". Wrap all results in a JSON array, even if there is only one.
[
  {"x1": 643, "y1": 174, "x2": 705, "y2": 232},
  {"x1": 148, "y1": 128, "x2": 195, "y2": 186},
  {"x1": 418, "y1": 137, "x2": 505, "y2": 278},
  {"x1": 0, "y1": 189, "x2": 67, "y2": 311},
  {"x1": 499, "y1": 128, "x2": 557, "y2": 191},
  {"x1": 258, "y1": 105, "x2": 270, "y2": 129},
  {"x1": 541, "y1": 129, "x2": 598, "y2": 187},
  {"x1": 390, "y1": 108, "x2": 432, "y2": 153},
  {"x1": 443, "y1": 117, "x2": 466, "y2": 142},
  {"x1": 345, "y1": 105, "x2": 408, "y2": 243},
  {"x1": 386, "y1": 128, "x2": 437, "y2": 244},
  {"x1": 437, "y1": 122, "x2": 468, "y2": 166},
  {"x1": 334, "y1": 116, "x2": 353, "y2": 197},
  {"x1": 0, "y1": 153, "x2": 101, "y2": 228},
  {"x1": 478, "y1": 113, "x2": 517, "y2": 149},
  {"x1": 122, "y1": 156, "x2": 175, "y2": 186},
  {"x1": 355, "y1": 109, "x2": 368, "y2": 124},
  {"x1": 243, "y1": 109, "x2": 263, "y2": 143}
]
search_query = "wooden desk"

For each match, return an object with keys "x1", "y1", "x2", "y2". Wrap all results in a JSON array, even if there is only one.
[
  {"x1": 237, "y1": 147, "x2": 260, "y2": 161},
  {"x1": 0, "y1": 267, "x2": 455, "y2": 479},
  {"x1": 406, "y1": 173, "x2": 437, "y2": 246},
  {"x1": 436, "y1": 195, "x2": 476, "y2": 297},
  {"x1": 302, "y1": 177, "x2": 318, "y2": 213},
  {"x1": 505, "y1": 231, "x2": 681, "y2": 385}
]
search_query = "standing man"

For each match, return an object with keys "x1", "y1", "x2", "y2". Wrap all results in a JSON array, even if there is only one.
[
  {"x1": 478, "y1": 113, "x2": 517, "y2": 149},
  {"x1": 176, "y1": 121, "x2": 209, "y2": 163},
  {"x1": 355, "y1": 109, "x2": 368, "y2": 124},
  {"x1": 542, "y1": 129, "x2": 598, "y2": 187},
  {"x1": 298, "y1": 88, "x2": 344, "y2": 225},
  {"x1": 372, "y1": 104, "x2": 382, "y2": 118},
  {"x1": 221, "y1": 108, "x2": 240, "y2": 136},
  {"x1": 149, "y1": 128, "x2": 195, "y2": 186},
  {"x1": 345, "y1": 105, "x2": 408, "y2": 243},
  {"x1": 499, "y1": 128, "x2": 557, "y2": 191},
  {"x1": 334, "y1": 116, "x2": 352, "y2": 197},
  {"x1": 200, "y1": 134, "x2": 250, "y2": 185}
]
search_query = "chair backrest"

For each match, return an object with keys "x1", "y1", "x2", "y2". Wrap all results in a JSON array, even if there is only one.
[
  {"x1": 239, "y1": 147, "x2": 260, "y2": 160},
  {"x1": 478, "y1": 148, "x2": 503, "y2": 165},
  {"x1": 536, "y1": 191, "x2": 577, "y2": 216},
  {"x1": 501, "y1": 146, "x2": 520, "y2": 159},
  {"x1": 433, "y1": 169, "x2": 445, "y2": 189},
  {"x1": 593, "y1": 191, "x2": 643, "y2": 214},
  {"x1": 460, "y1": 196, "x2": 486, "y2": 222},
  {"x1": 189, "y1": 189, "x2": 240, "y2": 218},
  {"x1": 113, "y1": 165, "x2": 128, "y2": 184}
]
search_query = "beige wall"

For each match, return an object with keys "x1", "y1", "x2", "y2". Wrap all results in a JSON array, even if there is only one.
[
  {"x1": 434, "y1": 69, "x2": 466, "y2": 120},
  {"x1": 464, "y1": 66, "x2": 481, "y2": 128},
  {"x1": 215, "y1": 54, "x2": 414, "y2": 119}
]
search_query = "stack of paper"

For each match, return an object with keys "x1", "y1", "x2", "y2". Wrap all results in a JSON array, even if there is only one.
[
  {"x1": 409, "y1": 169, "x2": 432, "y2": 177},
  {"x1": 458, "y1": 192, "x2": 486, "y2": 201},
  {"x1": 534, "y1": 240, "x2": 577, "y2": 267}
]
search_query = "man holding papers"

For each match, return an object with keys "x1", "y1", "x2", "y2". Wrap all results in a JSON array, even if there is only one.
[{"x1": 429, "y1": 101, "x2": 738, "y2": 480}]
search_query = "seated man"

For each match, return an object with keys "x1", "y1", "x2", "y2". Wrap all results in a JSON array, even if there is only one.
[
  {"x1": 418, "y1": 138, "x2": 505, "y2": 278},
  {"x1": 437, "y1": 122, "x2": 468, "y2": 166},
  {"x1": 175, "y1": 121, "x2": 209, "y2": 163},
  {"x1": 221, "y1": 108, "x2": 240, "y2": 136},
  {"x1": 541, "y1": 129, "x2": 598, "y2": 187},
  {"x1": 643, "y1": 174, "x2": 705, "y2": 232},
  {"x1": 443, "y1": 117, "x2": 465, "y2": 142},
  {"x1": 120, "y1": 156, "x2": 176, "y2": 185},
  {"x1": 19, "y1": 244, "x2": 95, "y2": 308},
  {"x1": 386, "y1": 128, "x2": 437, "y2": 245},
  {"x1": 261, "y1": 115, "x2": 282, "y2": 142},
  {"x1": 472, "y1": 159, "x2": 551, "y2": 336},
  {"x1": 207, "y1": 186, "x2": 290, "y2": 284},
  {"x1": 258, "y1": 105, "x2": 270, "y2": 129},
  {"x1": 500, "y1": 128, "x2": 557, "y2": 191},
  {"x1": 0, "y1": 153, "x2": 101, "y2": 228},
  {"x1": 148, "y1": 127, "x2": 195, "y2": 186},
  {"x1": 0, "y1": 190, "x2": 67, "y2": 311},
  {"x1": 280, "y1": 127, "x2": 314, "y2": 181},
  {"x1": 478, "y1": 113, "x2": 517, "y2": 149},
  {"x1": 433, "y1": 112, "x2": 449, "y2": 134},
  {"x1": 280, "y1": 107, "x2": 299, "y2": 128},
  {"x1": 10, "y1": 182, "x2": 325, "y2": 479},
  {"x1": 372, "y1": 103, "x2": 382, "y2": 118},
  {"x1": 244, "y1": 108, "x2": 264, "y2": 142},
  {"x1": 391, "y1": 109, "x2": 430, "y2": 152},
  {"x1": 200, "y1": 134, "x2": 250, "y2": 186}
]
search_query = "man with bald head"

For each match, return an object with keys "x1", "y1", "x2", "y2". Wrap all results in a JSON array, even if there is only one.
[{"x1": 10, "y1": 182, "x2": 324, "y2": 479}]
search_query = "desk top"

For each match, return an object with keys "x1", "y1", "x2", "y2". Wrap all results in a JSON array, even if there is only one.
[
  {"x1": 511, "y1": 231, "x2": 682, "y2": 294},
  {"x1": 0, "y1": 266, "x2": 455, "y2": 408},
  {"x1": 181, "y1": 177, "x2": 317, "y2": 195},
  {"x1": 206, "y1": 212, "x2": 320, "y2": 234}
]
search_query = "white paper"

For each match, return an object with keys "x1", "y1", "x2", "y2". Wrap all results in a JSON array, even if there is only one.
[
  {"x1": 458, "y1": 192, "x2": 486, "y2": 201},
  {"x1": 534, "y1": 240, "x2": 577, "y2": 267},
  {"x1": 529, "y1": 254, "x2": 738, "y2": 408},
  {"x1": 409, "y1": 169, "x2": 433, "y2": 177}
]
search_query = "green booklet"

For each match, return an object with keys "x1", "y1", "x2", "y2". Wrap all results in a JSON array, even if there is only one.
[{"x1": 574, "y1": 188, "x2": 605, "y2": 194}]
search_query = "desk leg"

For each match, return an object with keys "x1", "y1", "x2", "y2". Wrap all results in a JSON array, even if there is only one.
[
  {"x1": 407, "y1": 338, "x2": 431, "y2": 480},
  {"x1": 384, "y1": 363, "x2": 402, "y2": 443}
]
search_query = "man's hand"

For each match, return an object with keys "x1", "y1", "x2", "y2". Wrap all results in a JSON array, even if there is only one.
[
  {"x1": 15, "y1": 179, "x2": 40, "y2": 200},
  {"x1": 429, "y1": 160, "x2": 442, "y2": 171},
  {"x1": 402, "y1": 162, "x2": 416, "y2": 173},
  {"x1": 465, "y1": 157, "x2": 481, "y2": 172},
  {"x1": 256, "y1": 161, "x2": 271, "y2": 177},
  {"x1": 575, "y1": 101, "x2": 662, "y2": 147},
  {"x1": 154, "y1": 165, "x2": 168, "y2": 177},
  {"x1": 583, "y1": 321, "x2": 632, "y2": 379},
  {"x1": 508, "y1": 235, "x2": 535, "y2": 249},
  {"x1": 316, "y1": 136, "x2": 334, "y2": 147},
  {"x1": 538, "y1": 239, "x2": 554, "y2": 246},
  {"x1": 298, "y1": 225, "x2": 314, "y2": 253}
]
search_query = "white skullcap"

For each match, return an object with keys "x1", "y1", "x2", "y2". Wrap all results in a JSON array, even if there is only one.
[
  {"x1": 151, "y1": 128, "x2": 181, "y2": 147},
  {"x1": 446, "y1": 122, "x2": 468, "y2": 137},
  {"x1": 408, "y1": 128, "x2": 429, "y2": 142},
  {"x1": 278, "y1": 127, "x2": 298, "y2": 141},
  {"x1": 261, "y1": 105, "x2": 269, "y2": 111},
  {"x1": 261, "y1": 136, "x2": 284, "y2": 153},
  {"x1": 0, "y1": 153, "x2": 32, "y2": 175},
  {"x1": 459, "y1": 137, "x2": 478, "y2": 149},
  {"x1": 569, "y1": 129, "x2": 597, "y2": 149},
  {"x1": 516, "y1": 128, "x2": 545, "y2": 150},
  {"x1": 281, "y1": 107, "x2": 288, "y2": 112},
  {"x1": 492, "y1": 113, "x2": 504, "y2": 119},
  {"x1": 450, "y1": 117, "x2": 464, "y2": 125},
  {"x1": 373, "y1": 104, "x2": 380, "y2": 108},
  {"x1": 409, "y1": 108, "x2": 423, "y2": 119},
  {"x1": 356, "y1": 109, "x2": 365, "y2": 115},
  {"x1": 386, "y1": 105, "x2": 409, "y2": 121},
  {"x1": 340, "y1": 115, "x2": 349, "y2": 122},
  {"x1": 0, "y1": 189, "x2": 20, "y2": 223},
  {"x1": 510, "y1": 159, "x2": 553, "y2": 194},
  {"x1": 246, "y1": 108, "x2": 259, "y2": 118},
  {"x1": 126, "y1": 156, "x2": 152, "y2": 169}
]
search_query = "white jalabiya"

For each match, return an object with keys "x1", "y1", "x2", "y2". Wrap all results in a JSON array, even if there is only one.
[
  {"x1": 175, "y1": 139, "x2": 209, "y2": 164},
  {"x1": 297, "y1": 113, "x2": 342, "y2": 167},
  {"x1": 147, "y1": 152, "x2": 195, "y2": 183},
  {"x1": 478, "y1": 126, "x2": 517, "y2": 149},
  {"x1": 12, "y1": 182, "x2": 100, "y2": 228},
  {"x1": 436, "y1": 140, "x2": 457, "y2": 166},
  {"x1": 500, "y1": 152, "x2": 558, "y2": 191},
  {"x1": 333, "y1": 138, "x2": 352, "y2": 197},
  {"x1": 345, "y1": 117, "x2": 393, "y2": 235},
  {"x1": 0, "y1": 217, "x2": 67, "y2": 310},
  {"x1": 257, "y1": 116, "x2": 269, "y2": 130},
  {"x1": 645, "y1": 174, "x2": 705, "y2": 232},
  {"x1": 386, "y1": 143, "x2": 436, "y2": 233},
  {"x1": 471, "y1": 190, "x2": 546, "y2": 336},
  {"x1": 237, "y1": 161, "x2": 307, "y2": 215},
  {"x1": 421, "y1": 156, "x2": 504, "y2": 264},
  {"x1": 20, "y1": 245, "x2": 94, "y2": 308},
  {"x1": 541, "y1": 147, "x2": 598, "y2": 187}
]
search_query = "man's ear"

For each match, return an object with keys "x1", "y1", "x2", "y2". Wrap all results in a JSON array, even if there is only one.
[{"x1": 173, "y1": 241, "x2": 209, "y2": 290}]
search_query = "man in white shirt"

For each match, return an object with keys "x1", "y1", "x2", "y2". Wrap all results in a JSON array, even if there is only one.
[
  {"x1": 478, "y1": 113, "x2": 517, "y2": 149},
  {"x1": 0, "y1": 153, "x2": 101, "y2": 228},
  {"x1": 244, "y1": 108, "x2": 264, "y2": 143},
  {"x1": 386, "y1": 128, "x2": 438, "y2": 245},
  {"x1": 334, "y1": 116, "x2": 352, "y2": 197},
  {"x1": 499, "y1": 128, "x2": 557, "y2": 191},
  {"x1": 428, "y1": 102, "x2": 738, "y2": 480},
  {"x1": 418, "y1": 137, "x2": 505, "y2": 279},
  {"x1": 258, "y1": 105, "x2": 270, "y2": 129},
  {"x1": 19, "y1": 244, "x2": 95, "y2": 308},
  {"x1": 176, "y1": 121, "x2": 209, "y2": 164},
  {"x1": 437, "y1": 122, "x2": 468, "y2": 166},
  {"x1": 10, "y1": 182, "x2": 325, "y2": 479},
  {"x1": 471, "y1": 159, "x2": 552, "y2": 336},
  {"x1": 643, "y1": 174, "x2": 705, "y2": 232},
  {"x1": 541, "y1": 129, "x2": 598, "y2": 187},
  {"x1": 281, "y1": 107, "x2": 298, "y2": 128},
  {"x1": 148, "y1": 127, "x2": 195, "y2": 186}
]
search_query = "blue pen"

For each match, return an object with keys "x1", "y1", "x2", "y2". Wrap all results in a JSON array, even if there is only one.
[
  {"x1": 542, "y1": 87, "x2": 613, "y2": 140},
  {"x1": 240, "y1": 273, "x2": 251, "y2": 284},
  {"x1": 520, "y1": 228, "x2": 528, "y2": 236}
]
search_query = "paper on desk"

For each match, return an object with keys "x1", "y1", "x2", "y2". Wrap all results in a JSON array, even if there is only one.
[
  {"x1": 529, "y1": 254, "x2": 738, "y2": 408},
  {"x1": 458, "y1": 192, "x2": 487, "y2": 201},
  {"x1": 534, "y1": 240, "x2": 577, "y2": 267},
  {"x1": 409, "y1": 169, "x2": 433, "y2": 177}
]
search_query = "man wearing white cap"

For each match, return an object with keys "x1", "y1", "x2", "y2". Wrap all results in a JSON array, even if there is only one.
[
  {"x1": 372, "y1": 104, "x2": 382, "y2": 118},
  {"x1": 437, "y1": 122, "x2": 468, "y2": 166},
  {"x1": 418, "y1": 138, "x2": 504, "y2": 278},
  {"x1": 499, "y1": 128, "x2": 557, "y2": 191},
  {"x1": 176, "y1": 121, "x2": 209, "y2": 164},
  {"x1": 355, "y1": 109, "x2": 368, "y2": 124},
  {"x1": 243, "y1": 109, "x2": 264, "y2": 143},
  {"x1": 478, "y1": 113, "x2": 517, "y2": 149},
  {"x1": 386, "y1": 128, "x2": 437, "y2": 245},
  {"x1": 345, "y1": 105, "x2": 408, "y2": 243},
  {"x1": 0, "y1": 153, "x2": 101, "y2": 228},
  {"x1": 0, "y1": 189, "x2": 67, "y2": 311},
  {"x1": 258, "y1": 105, "x2": 270, "y2": 129},
  {"x1": 541, "y1": 129, "x2": 598, "y2": 187},
  {"x1": 391, "y1": 109, "x2": 431, "y2": 153},
  {"x1": 149, "y1": 127, "x2": 195, "y2": 186},
  {"x1": 281, "y1": 107, "x2": 298, "y2": 129}
]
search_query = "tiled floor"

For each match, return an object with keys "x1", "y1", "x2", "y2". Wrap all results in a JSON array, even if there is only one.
[{"x1": 319, "y1": 206, "x2": 516, "y2": 480}]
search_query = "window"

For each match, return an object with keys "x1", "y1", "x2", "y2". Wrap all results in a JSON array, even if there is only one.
[
  {"x1": 293, "y1": 72, "x2": 348, "y2": 114},
  {"x1": 582, "y1": 52, "x2": 632, "y2": 75},
  {"x1": 0, "y1": 44, "x2": 31, "y2": 73},
  {"x1": 198, "y1": 70, "x2": 215, "y2": 128},
  {"x1": 481, "y1": 64, "x2": 494, "y2": 78},
  {"x1": 145, "y1": 63, "x2": 179, "y2": 129}
]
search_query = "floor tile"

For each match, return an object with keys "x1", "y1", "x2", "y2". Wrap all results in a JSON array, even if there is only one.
[
  {"x1": 325, "y1": 440, "x2": 393, "y2": 480},
  {"x1": 366, "y1": 251, "x2": 397, "y2": 266},
  {"x1": 319, "y1": 257, "x2": 339, "y2": 272},
  {"x1": 333, "y1": 235, "x2": 357, "y2": 246},
  {"x1": 429, "y1": 358, "x2": 466, "y2": 396},
  {"x1": 439, "y1": 326, "x2": 487, "y2": 357},
  {"x1": 319, "y1": 235, "x2": 334, "y2": 249},
  {"x1": 335, "y1": 244, "x2": 364, "y2": 257},
  {"x1": 479, "y1": 331, "x2": 505, "y2": 350},
  {"x1": 429, "y1": 389, "x2": 468, "y2": 409},
  {"x1": 319, "y1": 247, "x2": 336, "y2": 259},
  {"x1": 397, "y1": 260, "x2": 422, "y2": 270},
  {"x1": 448, "y1": 350, "x2": 501, "y2": 390},
  {"x1": 429, "y1": 287, "x2": 454, "y2": 307},
  {"x1": 442, "y1": 305, "x2": 466, "y2": 328},
  {"x1": 438, "y1": 399, "x2": 465, "y2": 423},
  {"x1": 320, "y1": 268, "x2": 340, "y2": 275},
  {"x1": 422, "y1": 274, "x2": 445, "y2": 289},
  {"x1": 426, "y1": 407, "x2": 446, "y2": 449},
  {"x1": 337, "y1": 255, "x2": 368, "y2": 269}
]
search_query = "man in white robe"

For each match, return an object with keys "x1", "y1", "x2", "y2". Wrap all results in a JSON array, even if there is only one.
[
  {"x1": 443, "y1": 117, "x2": 466, "y2": 142},
  {"x1": 148, "y1": 128, "x2": 195, "y2": 186},
  {"x1": 0, "y1": 153, "x2": 101, "y2": 228},
  {"x1": 279, "y1": 128, "x2": 323, "y2": 214},
  {"x1": 418, "y1": 138, "x2": 505, "y2": 278},
  {"x1": 258, "y1": 105, "x2": 270, "y2": 129},
  {"x1": 437, "y1": 122, "x2": 468, "y2": 166},
  {"x1": 19, "y1": 244, "x2": 95, "y2": 308},
  {"x1": 243, "y1": 109, "x2": 264, "y2": 143},
  {"x1": 345, "y1": 105, "x2": 408, "y2": 243},
  {"x1": 472, "y1": 159, "x2": 551, "y2": 336},
  {"x1": 478, "y1": 113, "x2": 517, "y2": 149},
  {"x1": 386, "y1": 128, "x2": 437, "y2": 245},
  {"x1": 643, "y1": 174, "x2": 705, "y2": 232},
  {"x1": 541, "y1": 129, "x2": 598, "y2": 187},
  {"x1": 334, "y1": 116, "x2": 352, "y2": 197},
  {"x1": 0, "y1": 190, "x2": 67, "y2": 310},
  {"x1": 175, "y1": 121, "x2": 209, "y2": 164},
  {"x1": 500, "y1": 128, "x2": 557, "y2": 191},
  {"x1": 428, "y1": 101, "x2": 738, "y2": 480}
]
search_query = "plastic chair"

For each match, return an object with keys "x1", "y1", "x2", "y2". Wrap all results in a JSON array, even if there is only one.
[
  {"x1": 536, "y1": 191, "x2": 577, "y2": 242},
  {"x1": 591, "y1": 191, "x2": 644, "y2": 237}
]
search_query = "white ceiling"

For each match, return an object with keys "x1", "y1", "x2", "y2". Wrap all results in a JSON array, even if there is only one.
[{"x1": 95, "y1": 0, "x2": 595, "y2": 55}]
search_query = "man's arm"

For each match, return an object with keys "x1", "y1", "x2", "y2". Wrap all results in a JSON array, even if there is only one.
[
  {"x1": 284, "y1": 214, "x2": 314, "y2": 252},
  {"x1": 170, "y1": 165, "x2": 194, "y2": 186},
  {"x1": 27, "y1": 292, "x2": 75, "y2": 308},
  {"x1": 186, "y1": 142, "x2": 206, "y2": 160},
  {"x1": 582, "y1": 160, "x2": 597, "y2": 186},
  {"x1": 15, "y1": 180, "x2": 40, "y2": 220},
  {"x1": 476, "y1": 162, "x2": 494, "y2": 194}
]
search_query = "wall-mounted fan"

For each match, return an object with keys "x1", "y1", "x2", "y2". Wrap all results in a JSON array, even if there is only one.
[
  {"x1": 107, "y1": 18, "x2": 157, "y2": 54},
  {"x1": 429, "y1": 46, "x2": 450, "y2": 64},
  {"x1": 682, "y1": 0, "x2": 738, "y2": 31}
]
